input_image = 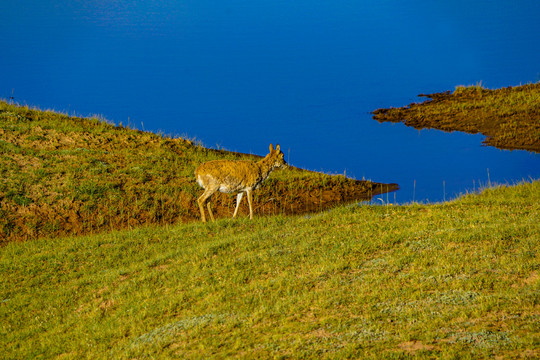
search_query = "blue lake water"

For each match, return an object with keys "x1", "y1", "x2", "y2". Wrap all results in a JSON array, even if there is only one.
[{"x1": 1, "y1": 1, "x2": 539, "y2": 203}]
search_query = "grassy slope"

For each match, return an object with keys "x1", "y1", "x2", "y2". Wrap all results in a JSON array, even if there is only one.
[
  {"x1": 1, "y1": 182, "x2": 538, "y2": 359},
  {"x1": 372, "y1": 83, "x2": 540, "y2": 152},
  {"x1": 0, "y1": 101, "x2": 396, "y2": 243}
]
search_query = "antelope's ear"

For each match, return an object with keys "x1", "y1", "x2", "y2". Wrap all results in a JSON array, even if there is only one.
[
  {"x1": 276, "y1": 144, "x2": 280, "y2": 152},
  {"x1": 269, "y1": 144, "x2": 274, "y2": 152}
]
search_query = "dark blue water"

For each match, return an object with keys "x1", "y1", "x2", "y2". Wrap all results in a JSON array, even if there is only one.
[{"x1": 1, "y1": 1, "x2": 539, "y2": 203}]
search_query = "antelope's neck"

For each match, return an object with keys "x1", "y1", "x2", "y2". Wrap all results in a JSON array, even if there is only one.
[{"x1": 257, "y1": 156, "x2": 277, "y2": 181}]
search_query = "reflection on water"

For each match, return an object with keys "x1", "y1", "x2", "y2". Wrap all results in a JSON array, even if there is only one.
[{"x1": 1, "y1": 1, "x2": 539, "y2": 203}]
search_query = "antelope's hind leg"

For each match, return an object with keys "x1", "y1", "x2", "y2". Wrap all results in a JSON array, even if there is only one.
[
  {"x1": 197, "y1": 186, "x2": 218, "y2": 222},
  {"x1": 206, "y1": 201, "x2": 215, "y2": 222}
]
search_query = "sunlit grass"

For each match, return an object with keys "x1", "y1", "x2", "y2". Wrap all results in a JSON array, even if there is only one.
[{"x1": 1, "y1": 181, "x2": 538, "y2": 358}]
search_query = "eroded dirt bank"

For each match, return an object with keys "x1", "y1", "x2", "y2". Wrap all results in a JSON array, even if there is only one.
[
  {"x1": 372, "y1": 83, "x2": 540, "y2": 152},
  {"x1": 206, "y1": 170, "x2": 398, "y2": 220}
]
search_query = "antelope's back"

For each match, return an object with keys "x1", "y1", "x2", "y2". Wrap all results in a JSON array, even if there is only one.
[{"x1": 195, "y1": 160, "x2": 259, "y2": 190}]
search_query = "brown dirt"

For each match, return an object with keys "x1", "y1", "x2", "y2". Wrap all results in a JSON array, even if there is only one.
[
  {"x1": 397, "y1": 340, "x2": 437, "y2": 352},
  {"x1": 372, "y1": 83, "x2": 540, "y2": 152}
]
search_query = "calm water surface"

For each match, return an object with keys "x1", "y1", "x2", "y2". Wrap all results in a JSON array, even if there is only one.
[{"x1": 1, "y1": 1, "x2": 539, "y2": 203}]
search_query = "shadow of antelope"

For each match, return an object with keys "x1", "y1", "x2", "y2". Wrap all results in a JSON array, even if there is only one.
[{"x1": 195, "y1": 144, "x2": 288, "y2": 222}]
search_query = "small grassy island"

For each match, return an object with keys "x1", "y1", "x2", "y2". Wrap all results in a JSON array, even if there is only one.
[
  {"x1": 1, "y1": 86, "x2": 539, "y2": 359},
  {"x1": 372, "y1": 82, "x2": 540, "y2": 152}
]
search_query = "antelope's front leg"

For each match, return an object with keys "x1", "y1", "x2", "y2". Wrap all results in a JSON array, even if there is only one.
[
  {"x1": 246, "y1": 189, "x2": 254, "y2": 219},
  {"x1": 233, "y1": 192, "x2": 244, "y2": 218}
]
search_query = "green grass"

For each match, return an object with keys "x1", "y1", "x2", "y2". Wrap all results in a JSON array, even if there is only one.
[{"x1": 2, "y1": 181, "x2": 538, "y2": 359}]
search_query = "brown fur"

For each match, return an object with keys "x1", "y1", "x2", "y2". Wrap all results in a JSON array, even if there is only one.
[{"x1": 195, "y1": 144, "x2": 287, "y2": 222}]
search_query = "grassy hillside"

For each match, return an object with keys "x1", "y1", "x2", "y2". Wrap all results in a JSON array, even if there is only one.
[
  {"x1": 1, "y1": 182, "x2": 538, "y2": 358},
  {"x1": 372, "y1": 82, "x2": 540, "y2": 152},
  {"x1": 0, "y1": 101, "x2": 396, "y2": 243}
]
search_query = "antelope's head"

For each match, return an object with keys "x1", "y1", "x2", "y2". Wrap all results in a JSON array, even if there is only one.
[{"x1": 267, "y1": 143, "x2": 288, "y2": 170}]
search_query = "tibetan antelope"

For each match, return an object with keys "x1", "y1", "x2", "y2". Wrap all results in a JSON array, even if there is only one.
[{"x1": 195, "y1": 144, "x2": 287, "y2": 222}]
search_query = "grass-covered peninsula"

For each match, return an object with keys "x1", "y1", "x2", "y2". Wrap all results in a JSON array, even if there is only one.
[
  {"x1": 0, "y1": 101, "x2": 396, "y2": 243},
  {"x1": 372, "y1": 83, "x2": 540, "y2": 152}
]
